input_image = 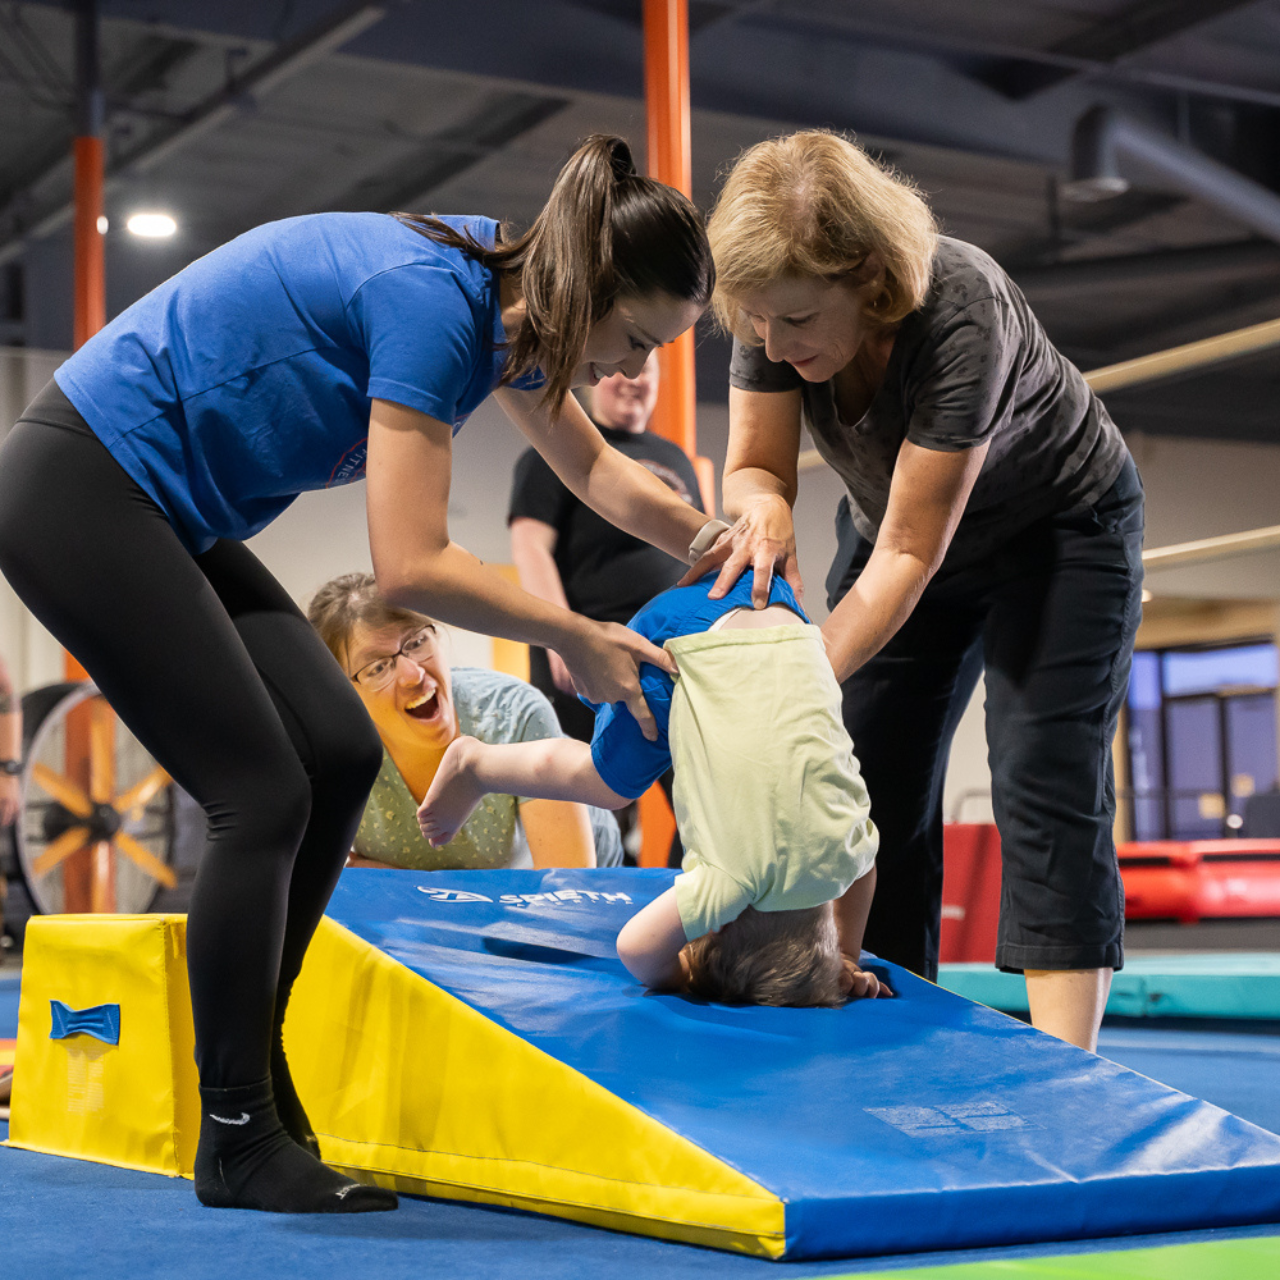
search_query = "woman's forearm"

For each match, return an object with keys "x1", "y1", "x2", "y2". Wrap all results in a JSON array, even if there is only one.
[
  {"x1": 722, "y1": 466, "x2": 795, "y2": 520},
  {"x1": 520, "y1": 798, "x2": 596, "y2": 868},
  {"x1": 820, "y1": 546, "x2": 932, "y2": 682},
  {"x1": 820, "y1": 441, "x2": 989, "y2": 681},
  {"x1": 498, "y1": 387, "x2": 707, "y2": 562},
  {"x1": 379, "y1": 540, "x2": 587, "y2": 653},
  {"x1": 578, "y1": 445, "x2": 708, "y2": 560}
]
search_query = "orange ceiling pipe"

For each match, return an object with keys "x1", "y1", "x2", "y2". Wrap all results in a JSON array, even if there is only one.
[
  {"x1": 72, "y1": 135, "x2": 105, "y2": 354},
  {"x1": 69, "y1": 1, "x2": 104, "y2": 682},
  {"x1": 643, "y1": 0, "x2": 697, "y2": 459},
  {"x1": 640, "y1": 1, "x2": 709, "y2": 871}
]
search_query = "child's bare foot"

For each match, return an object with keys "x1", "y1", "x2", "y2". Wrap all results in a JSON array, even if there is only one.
[{"x1": 418, "y1": 736, "x2": 487, "y2": 846}]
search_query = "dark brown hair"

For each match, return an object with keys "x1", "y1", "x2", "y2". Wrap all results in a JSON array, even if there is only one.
[
  {"x1": 683, "y1": 904, "x2": 846, "y2": 1008},
  {"x1": 307, "y1": 572, "x2": 432, "y2": 671},
  {"x1": 394, "y1": 135, "x2": 714, "y2": 408}
]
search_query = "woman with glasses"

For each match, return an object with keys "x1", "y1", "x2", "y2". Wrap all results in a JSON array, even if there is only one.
[
  {"x1": 0, "y1": 136, "x2": 733, "y2": 1216},
  {"x1": 309, "y1": 574, "x2": 620, "y2": 872}
]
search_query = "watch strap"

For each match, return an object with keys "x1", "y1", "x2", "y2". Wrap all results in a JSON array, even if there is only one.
[{"x1": 687, "y1": 518, "x2": 731, "y2": 565}]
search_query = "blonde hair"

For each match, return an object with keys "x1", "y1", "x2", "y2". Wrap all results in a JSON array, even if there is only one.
[
  {"x1": 307, "y1": 573, "x2": 434, "y2": 671},
  {"x1": 683, "y1": 904, "x2": 846, "y2": 1007},
  {"x1": 708, "y1": 130, "x2": 938, "y2": 343}
]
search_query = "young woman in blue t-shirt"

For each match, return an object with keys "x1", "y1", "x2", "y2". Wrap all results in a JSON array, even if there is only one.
[{"x1": 0, "y1": 136, "x2": 733, "y2": 1215}]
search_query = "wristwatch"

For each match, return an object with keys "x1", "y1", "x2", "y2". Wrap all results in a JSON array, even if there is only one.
[
  {"x1": 0, "y1": 759, "x2": 20, "y2": 776},
  {"x1": 687, "y1": 518, "x2": 731, "y2": 565}
]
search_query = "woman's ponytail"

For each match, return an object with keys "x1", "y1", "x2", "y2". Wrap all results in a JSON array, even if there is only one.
[
  {"x1": 395, "y1": 134, "x2": 712, "y2": 409},
  {"x1": 514, "y1": 135, "x2": 630, "y2": 405}
]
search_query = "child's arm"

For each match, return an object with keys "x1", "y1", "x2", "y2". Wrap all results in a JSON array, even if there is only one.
[
  {"x1": 833, "y1": 867, "x2": 893, "y2": 998},
  {"x1": 615, "y1": 888, "x2": 690, "y2": 991},
  {"x1": 419, "y1": 735, "x2": 631, "y2": 847}
]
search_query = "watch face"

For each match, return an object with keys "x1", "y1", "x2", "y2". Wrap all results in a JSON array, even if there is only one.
[{"x1": 0, "y1": 760, "x2": 19, "y2": 775}]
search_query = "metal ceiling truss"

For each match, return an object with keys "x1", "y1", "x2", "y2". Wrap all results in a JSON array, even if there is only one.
[{"x1": 0, "y1": 1, "x2": 389, "y2": 265}]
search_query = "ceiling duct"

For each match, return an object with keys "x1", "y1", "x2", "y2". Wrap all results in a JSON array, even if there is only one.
[{"x1": 1064, "y1": 105, "x2": 1280, "y2": 245}]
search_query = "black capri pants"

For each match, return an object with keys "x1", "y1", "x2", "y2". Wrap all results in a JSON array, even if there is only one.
[
  {"x1": 0, "y1": 383, "x2": 382, "y2": 1087},
  {"x1": 828, "y1": 457, "x2": 1144, "y2": 981}
]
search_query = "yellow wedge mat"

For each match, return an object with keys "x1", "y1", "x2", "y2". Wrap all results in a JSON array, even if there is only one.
[
  {"x1": 6, "y1": 913, "x2": 782, "y2": 1255},
  {"x1": 6, "y1": 914, "x2": 198, "y2": 1178},
  {"x1": 286, "y1": 917, "x2": 784, "y2": 1257}
]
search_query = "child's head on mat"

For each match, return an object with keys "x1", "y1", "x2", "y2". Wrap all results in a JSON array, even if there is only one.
[
  {"x1": 418, "y1": 568, "x2": 887, "y2": 1007},
  {"x1": 680, "y1": 904, "x2": 848, "y2": 1008}
]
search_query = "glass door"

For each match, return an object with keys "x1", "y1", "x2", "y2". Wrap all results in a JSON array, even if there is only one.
[{"x1": 1164, "y1": 696, "x2": 1224, "y2": 840}]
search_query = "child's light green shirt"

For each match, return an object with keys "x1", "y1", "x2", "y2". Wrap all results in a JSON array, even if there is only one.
[{"x1": 668, "y1": 625, "x2": 878, "y2": 940}]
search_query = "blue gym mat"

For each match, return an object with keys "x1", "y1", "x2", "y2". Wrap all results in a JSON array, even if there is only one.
[
  {"x1": 939, "y1": 954, "x2": 1280, "y2": 1019},
  {"x1": 321, "y1": 868, "x2": 1280, "y2": 1259},
  {"x1": 3, "y1": 926, "x2": 1280, "y2": 1278}
]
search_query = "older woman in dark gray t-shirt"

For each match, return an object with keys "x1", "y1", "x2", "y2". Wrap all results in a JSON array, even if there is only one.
[{"x1": 694, "y1": 131, "x2": 1142, "y2": 1052}]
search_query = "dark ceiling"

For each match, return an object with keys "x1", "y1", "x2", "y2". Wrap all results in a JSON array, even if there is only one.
[{"x1": 3, "y1": 0, "x2": 1280, "y2": 440}]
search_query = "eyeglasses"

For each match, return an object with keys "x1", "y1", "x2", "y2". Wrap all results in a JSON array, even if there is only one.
[{"x1": 349, "y1": 626, "x2": 438, "y2": 690}]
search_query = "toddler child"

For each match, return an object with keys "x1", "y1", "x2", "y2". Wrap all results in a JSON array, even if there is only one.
[{"x1": 419, "y1": 571, "x2": 884, "y2": 1006}]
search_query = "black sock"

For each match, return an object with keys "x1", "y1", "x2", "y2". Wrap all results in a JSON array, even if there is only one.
[
  {"x1": 270, "y1": 1020, "x2": 319, "y2": 1158},
  {"x1": 194, "y1": 1078, "x2": 397, "y2": 1214}
]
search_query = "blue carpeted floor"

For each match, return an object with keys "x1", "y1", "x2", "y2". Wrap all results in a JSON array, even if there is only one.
[{"x1": 2, "y1": 971, "x2": 1278, "y2": 1279}]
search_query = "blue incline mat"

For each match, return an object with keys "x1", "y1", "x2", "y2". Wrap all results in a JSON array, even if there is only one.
[{"x1": 323, "y1": 869, "x2": 1280, "y2": 1260}]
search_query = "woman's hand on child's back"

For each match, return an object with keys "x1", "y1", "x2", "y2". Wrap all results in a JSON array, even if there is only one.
[{"x1": 841, "y1": 954, "x2": 894, "y2": 1001}]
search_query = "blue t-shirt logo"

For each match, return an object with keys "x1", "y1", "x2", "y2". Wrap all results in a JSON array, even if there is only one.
[{"x1": 328, "y1": 437, "x2": 368, "y2": 487}]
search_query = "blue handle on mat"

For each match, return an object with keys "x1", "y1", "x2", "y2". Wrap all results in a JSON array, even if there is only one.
[{"x1": 50, "y1": 1000, "x2": 120, "y2": 1045}]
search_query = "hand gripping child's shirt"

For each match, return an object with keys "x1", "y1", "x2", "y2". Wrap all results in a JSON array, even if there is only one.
[{"x1": 419, "y1": 571, "x2": 885, "y2": 1006}]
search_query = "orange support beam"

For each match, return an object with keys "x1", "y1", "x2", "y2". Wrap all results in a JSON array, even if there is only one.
[
  {"x1": 72, "y1": 134, "x2": 106, "y2": 352},
  {"x1": 641, "y1": 0, "x2": 707, "y2": 866},
  {"x1": 644, "y1": 0, "x2": 697, "y2": 459},
  {"x1": 68, "y1": 2, "x2": 104, "y2": 685},
  {"x1": 64, "y1": 1, "x2": 105, "y2": 906},
  {"x1": 69, "y1": 0, "x2": 103, "y2": 688},
  {"x1": 62, "y1": 136, "x2": 101, "y2": 898}
]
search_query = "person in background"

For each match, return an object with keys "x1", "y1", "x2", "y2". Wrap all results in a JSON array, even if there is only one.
[
  {"x1": 509, "y1": 352, "x2": 704, "y2": 863},
  {"x1": 0, "y1": 650, "x2": 18, "y2": 830},
  {"x1": 308, "y1": 574, "x2": 620, "y2": 872}
]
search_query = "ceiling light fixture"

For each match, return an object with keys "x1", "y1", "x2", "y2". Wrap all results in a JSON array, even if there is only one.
[{"x1": 126, "y1": 212, "x2": 178, "y2": 238}]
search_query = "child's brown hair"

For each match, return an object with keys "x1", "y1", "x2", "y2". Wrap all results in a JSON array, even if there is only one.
[{"x1": 682, "y1": 904, "x2": 847, "y2": 1007}]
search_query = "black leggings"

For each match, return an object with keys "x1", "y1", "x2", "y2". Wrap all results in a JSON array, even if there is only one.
[{"x1": 0, "y1": 384, "x2": 381, "y2": 1087}]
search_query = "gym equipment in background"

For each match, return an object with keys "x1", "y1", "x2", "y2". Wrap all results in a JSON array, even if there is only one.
[
  {"x1": 1118, "y1": 838, "x2": 1280, "y2": 922},
  {"x1": 12, "y1": 682, "x2": 175, "y2": 916}
]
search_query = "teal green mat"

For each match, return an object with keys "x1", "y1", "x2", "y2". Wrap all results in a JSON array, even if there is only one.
[{"x1": 937, "y1": 953, "x2": 1280, "y2": 1019}]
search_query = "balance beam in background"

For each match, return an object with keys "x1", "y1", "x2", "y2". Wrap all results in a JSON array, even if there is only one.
[{"x1": 10, "y1": 869, "x2": 1280, "y2": 1260}]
